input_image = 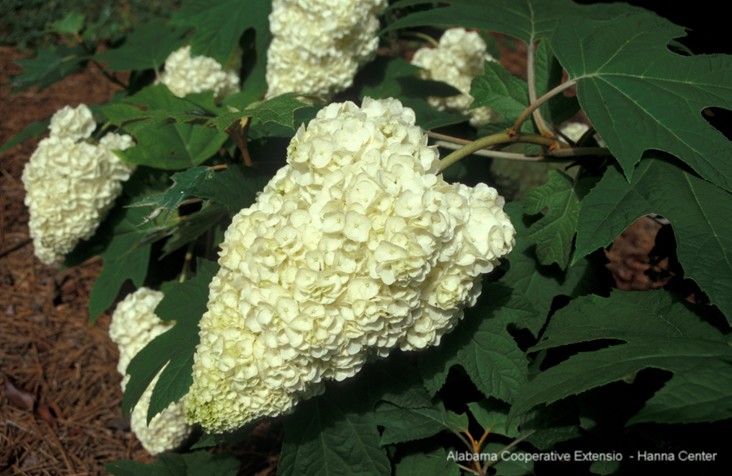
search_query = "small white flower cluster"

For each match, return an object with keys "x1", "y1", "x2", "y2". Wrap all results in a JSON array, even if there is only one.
[
  {"x1": 490, "y1": 122, "x2": 590, "y2": 199},
  {"x1": 186, "y1": 97, "x2": 515, "y2": 432},
  {"x1": 159, "y1": 45, "x2": 240, "y2": 99},
  {"x1": 411, "y1": 28, "x2": 498, "y2": 127},
  {"x1": 266, "y1": 0, "x2": 386, "y2": 99},
  {"x1": 109, "y1": 288, "x2": 192, "y2": 455},
  {"x1": 22, "y1": 104, "x2": 135, "y2": 265}
]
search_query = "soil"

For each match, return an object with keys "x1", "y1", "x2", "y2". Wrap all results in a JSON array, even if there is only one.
[{"x1": 0, "y1": 46, "x2": 155, "y2": 475}]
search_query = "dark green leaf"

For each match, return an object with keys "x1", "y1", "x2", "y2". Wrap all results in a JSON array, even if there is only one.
[
  {"x1": 384, "y1": 0, "x2": 634, "y2": 44},
  {"x1": 394, "y1": 448, "x2": 461, "y2": 476},
  {"x1": 208, "y1": 93, "x2": 310, "y2": 132},
  {"x1": 132, "y1": 167, "x2": 213, "y2": 219},
  {"x1": 11, "y1": 45, "x2": 87, "y2": 93},
  {"x1": 160, "y1": 204, "x2": 229, "y2": 258},
  {"x1": 471, "y1": 61, "x2": 528, "y2": 126},
  {"x1": 575, "y1": 157, "x2": 732, "y2": 321},
  {"x1": 50, "y1": 12, "x2": 85, "y2": 35},
  {"x1": 95, "y1": 21, "x2": 186, "y2": 72},
  {"x1": 467, "y1": 400, "x2": 519, "y2": 437},
  {"x1": 375, "y1": 401, "x2": 467, "y2": 445},
  {"x1": 533, "y1": 39, "x2": 580, "y2": 126},
  {"x1": 171, "y1": 0, "x2": 272, "y2": 95},
  {"x1": 523, "y1": 170, "x2": 580, "y2": 269},
  {"x1": 0, "y1": 120, "x2": 48, "y2": 155},
  {"x1": 357, "y1": 56, "x2": 468, "y2": 130},
  {"x1": 500, "y1": 202, "x2": 599, "y2": 330},
  {"x1": 122, "y1": 260, "x2": 218, "y2": 421},
  {"x1": 511, "y1": 290, "x2": 732, "y2": 424},
  {"x1": 278, "y1": 393, "x2": 390, "y2": 476},
  {"x1": 553, "y1": 13, "x2": 732, "y2": 190},
  {"x1": 191, "y1": 163, "x2": 269, "y2": 214},
  {"x1": 106, "y1": 451, "x2": 240, "y2": 476},
  {"x1": 87, "y1": 206, "x2": 152, "y2": 322},
  {"x1": 418, "y1": 284, "x2": 531, "y2": 402}
]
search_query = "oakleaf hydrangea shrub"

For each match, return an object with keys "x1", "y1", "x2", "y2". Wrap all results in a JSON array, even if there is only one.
[{"x1": 7, "y1": 1, "x2": 731, "y2": 474}]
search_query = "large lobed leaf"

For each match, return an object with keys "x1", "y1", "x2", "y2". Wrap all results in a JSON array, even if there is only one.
[
  {"x1": 106, "y1": 451, "x2": 240, "y2": 476},
  {"x1": 553, "y1": 13, "x2": 732, "y2": 191},
  {"x1": 94, "y1": 21, "x2": 186, "y2": 72},
  {"x1": 511, "y1": 290, "x2": 732, "y2": 424},
  {"x1": 385, "y1": 0, "x2": 641, "y2": 45},
  {"x1": 575, "y1": 157, "x2": 732, "y2": 322},
  {"x1": 122, "y1": 259, "x2": 219, "y2": 421},
  {"x1": 84, "y1": 205, "x2": 152, "y2": 322},
  {"x1": 171, "y1": 0, "x2": 272, "y2": 95},
  {"x1": 523, "y1": 170, "x2": 580, "y2": 269}
]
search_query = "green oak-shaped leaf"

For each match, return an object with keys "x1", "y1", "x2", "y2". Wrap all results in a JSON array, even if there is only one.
[
  {"x1": 106, "y1": 451, "x2": 240, "y2": 476},
  {"x1": 208, "y1": 93, "x2": 311, "y2": 132},
  {"x1": 87, "y1": 205, "x2": 152, "y2": 322},
  {"x1": 511, "y1": 290, "x2": 732, "y2": 424},
  {"x1": 95, "y1": 21, "x2": 186, "y2": 72},
  {"x1": 171, "y1": 0, "x2": 272, "y2": 94},
  {"x1": 417, "y1": 284, "x2": 532, "y2": 402},
  {"x1": 523, "y1": 170, "x2": 580, "y2": 269},
  {"x1": 385, "y1": 0, "x2": 643, "y2": 45},
  {"x1": 11, "y1": 45, "x2": 87, "y2": 93},
  {"x1": 553, "y1": 13, "x2": 732, "y2": 191},
  {"x1": 122, "y1": 259, "x2": 218, "y2": 422},
  {"x1": 575, "y1": 157, "x2": 732, "y2": 322},
  {"x1": 394, "y1": 448, "x2": 460, "y2": 476},
  {"x1": 278, "y1": 393, "x2": 390, "y2": 476},
  {"x1": 471, "y1": 61, "x2": 529, "y2": 129}
]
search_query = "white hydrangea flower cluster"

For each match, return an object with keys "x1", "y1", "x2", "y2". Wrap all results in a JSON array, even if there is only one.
[
  {"x1": 411, "y1": 28, "x2": 498, "y2": 127},
  {"x1": 186, "y1": 97, "x2": 515, "y2": 432},
  {"x1": 490, "y1": 122, "x2": 590, "y2": 200},
  {"x1": 22, "y1": 104, "x2": 135, "y2": 265},
  {"x1": 266, "y1": 0, "x2": 387, "y2": 99},
  {"x1": 109, "y1": 287, "x2": 192, "y2": 455},
  {"x1": 159, "y1": 45, "x2": 240, "y2": 99}
]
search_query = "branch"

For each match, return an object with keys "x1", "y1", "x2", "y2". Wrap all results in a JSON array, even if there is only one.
[
  {"x1": 527, "y1": 40, "x2": 552, "y2": 136},
  {"x1": 511, "y1": 79, "x2": 577, "y2": 134},
  {"x1": 437, "y1": 132, "x2": 560, "y2": 172}
]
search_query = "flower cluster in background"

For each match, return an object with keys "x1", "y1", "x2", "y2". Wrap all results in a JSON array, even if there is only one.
[
  {"x1": 411, "y1": 28, "x2": 498, "y2": 127},
  {"x1": 109, "y1": 288, "x2": 192, "y2": 455},
  {"x1": 22, "y1": 104, "x2": 135, "y2": 264},
  {"x1": 159, "y1": 45, "x2": 240, "y2": 99},
  {"x1": 265, "y1": 0, "x2": 386, "y2": 99},
  {"x1": 185, "y1": 98, "x2": 515, "y2": 432}
]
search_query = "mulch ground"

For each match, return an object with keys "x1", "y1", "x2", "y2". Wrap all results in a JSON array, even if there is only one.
[{"x1": 0, "y1": 46, "x2": 153, "y2": 475}]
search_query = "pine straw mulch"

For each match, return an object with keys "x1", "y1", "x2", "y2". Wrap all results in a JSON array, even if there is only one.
[{"x1": 0, "y1": 45, "x2": 153, "y2": 475}]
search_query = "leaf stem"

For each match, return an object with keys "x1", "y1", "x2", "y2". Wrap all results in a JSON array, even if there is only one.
[
  {"x1": 437, "y1": 132, "x2": 560, "y2": 172},
  {"x1": 527, "y1": 40, "x2": 552, "y2": 136},
  {"x1": 511, "y1": 79, "x2": 577, "y2": 134}
]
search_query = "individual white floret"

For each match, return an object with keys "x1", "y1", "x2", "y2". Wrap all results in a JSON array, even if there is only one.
[
  {"x1": 411, "y1": 28, "x2": 498, "y2": 127},
  {"x1": 110, "y1": 288, "x2": 192, "y2": 455},
  {"x1": 22, "y1": 106, "x2": 136, "y2": 265},
  {"x1": 49, "y1": 104, "x2": 96, "y2": 141},
  {"x1": 159, "y1": 45, "x2": 240, "y2": 99},
  {"x1": 185, "y1": 97, "x2": 515, "y2": 433},
  {"x1": 489, "y1": 122, "x2": 589, "y2": 200},
  {"x1": 265, "y1": 0, "x2": 386, "y2": 99}
]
